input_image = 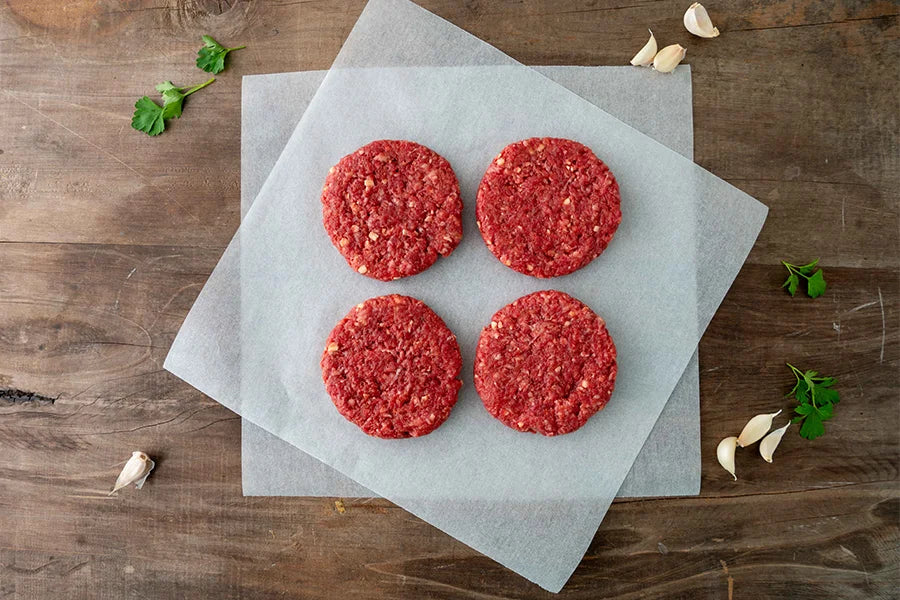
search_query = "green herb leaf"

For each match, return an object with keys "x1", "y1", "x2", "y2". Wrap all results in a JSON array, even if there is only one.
[
  {"x1": 806, "y1": 269, "x2": 827, "y2": 298},
  {"x1": 155, "y1": 81, "x2": 185, "y2": 118},
  {"x1": 197, "y1": 35, "x2": 246, "y2": 74},
  {"x1": 783, "y1": 273, "x2": 799, "y2": 296},
  {"x1": 794, "y1": 403, "x2": 814, "y2": 416},
  {"x1": 157, "y1": 78, "x2": 214, "y2": 120},
  {"x1": 785, "y1": 363, "x2": 840, "y2": 440},
  {"x1": 817, "y1": 403, "x2": 834, "y2": 420},
  {"x1": 131, "y1": 96, "x2": 166, "y2": 136},
  {"x1": 781, "y1": 259, "x2": 827, "y2": 298},
  {"x1": 798, "y1": 410, "x2": 825, "y2": 440},
  {"x1": 155, "y1": 81, "x2": 183, "y2": 104},
  {"x1": 796, "y1": 258, "x2": 819, "y2": 275},
  {"x1": 131, "y1": 78, "x2": 215, "y2": 136},
  {"x1": 794, "y1": 379, "x2": 810, "y2": 404},
  {"x1": 817, "y1": 386, "x2": 840, "y2": 405},
  {"x1": 154, "y1": 80, "x2": 180, "y2": 95}
]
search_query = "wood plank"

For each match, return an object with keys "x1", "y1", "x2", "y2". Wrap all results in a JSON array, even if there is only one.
[{"x1": 0, "y1": 242, "x2": 217, "y2": 397}]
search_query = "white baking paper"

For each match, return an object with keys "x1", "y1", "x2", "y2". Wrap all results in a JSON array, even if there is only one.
[
  {"x1": 239, "y1": 67, "x2": 701, "y2": 499},
  {"x1": 165, "y1": 0, "x2": 767, "y2": 591}
]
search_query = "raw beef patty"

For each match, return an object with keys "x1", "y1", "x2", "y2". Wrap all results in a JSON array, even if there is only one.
[
  {"x1": 321, "y1": 294, "x2": 463, "y2": 438},
  {"x1": 322, "y1": 140, "x2": 463, "y2": 281},
  {"x1": 474, "y1": 290, "x2": 617, "y2": 436},
  {"x1": 476, "y1": 137, "x2": 621, "y2": 278}
]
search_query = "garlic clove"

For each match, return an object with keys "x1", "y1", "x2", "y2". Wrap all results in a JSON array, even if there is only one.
[
  {"x1": 737, "y1": 409, "x2": 782, "y2": 447},
  {"x1": 630, "y1": 29, "x2": 657, "y2": 67},
  {"x1": 716, "y1": 436, "x2": 738, "y2": 480},
  {"x1": 683, "y1": 2, "x2": 720, "y2": 38},
  {"x1": 652, "y1": 44, "x2": 686, "y2": 73},
  {"x1": 133, "y1": 463, "x2": 154, "y2": 490},
  {"x1": 109, "y1": 451, "x2": 155, "y2": 495},
  {"x1": 760, "y1": 422, "x2": 790, "y2": 463}
]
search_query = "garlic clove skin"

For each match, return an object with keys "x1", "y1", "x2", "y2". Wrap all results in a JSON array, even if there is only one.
[
  {"x1": 716, "y1": 436, "x2": 738, "y2": 480},
  {"x1": 760, "y1": 422, "x2": 790, "y2": 463},
  {"x1": 737, "y1": 409, "x2": 782, "y2": 447},
  {"x1": 109, "y1": 451, "x2": 155, "y2": 495},
  {"x1": 684, "y1": 2, "x2": 720, "y2": 38},
  {"x1": 630, "y1": 29, "x2": 657, "y2": 67},
  {"x1": 133, "y1": 461, "x2": 154, "y2": 490},
  {"x1": 652, "y1": 44, "x2": 686, "y2": 73}
]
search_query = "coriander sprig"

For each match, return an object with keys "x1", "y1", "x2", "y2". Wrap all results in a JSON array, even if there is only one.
[
  {"x1": 786, "y1": 363, "x2": 840, "y2": 440},
  {"x1": 781, "y1": 258, "x2": 826, "y2": 298},
  {"x1": 196, "y1": 35, "x2": 246, "y2": 74},
  {"x1": 131, "y1": 78, "x2": 215, "y2": 136},
  {"x1": 155, "y1": 78, "x2": 215, "y2": 118}
]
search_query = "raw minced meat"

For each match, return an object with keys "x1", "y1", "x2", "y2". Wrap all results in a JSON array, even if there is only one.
[
  {"x1": 321, "y1": 294, "x2": 463, "y2": 438},
  {"x1": 322, "y1": 140, "x2": 463, "y2": 281},
  {"x1": 476, "y1": 137, "x2": 621, "y2": 278},
  {"x1": 474, "y1": 290, "x2": 617, "y2": 436}
]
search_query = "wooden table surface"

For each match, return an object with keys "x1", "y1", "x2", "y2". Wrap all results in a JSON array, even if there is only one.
[{"x1": 1, "y1": 0, "x2": 898, "y2": 598}]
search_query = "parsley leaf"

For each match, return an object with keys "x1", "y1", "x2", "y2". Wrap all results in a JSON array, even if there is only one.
[
  {"x1": 806, "y1": 269, "x2": 827, "y2": 298},
  {"x1": 794, "y1": 379, "x2": 810, "y2": 405},
  {"x1": 795, "y1": 409, "x2": 825, "y2": 440},
  {"x1": 154, "y1": 81, "x2": 180, "y2": 96},
  {"x1": 131, "y1": 78, "x2": 215, "y2": 136},
  {"x1": 782, "y1": 272, "x2": 799, "y2": 296},
  {"x1": 155, "y1": 81, "x2": 184, "y2": 119},
  {"x1": 196, "y1": 35, "x2": 246, "y2": 74},
  {"x1": 781, "y1": 259, "x2": 827, "y2": 298},
  {"x1": 793, "y1": 403, "x2": 814, "y2": 416},
  {"x1": 817, "y1": 385, "x2": 840, "y2": 405},
  {"x1": 155, "y1": 78, "x2": 215, "y2": 119},
  {"x1": 131, "y1": 96, "x2": 166, "y2": 136},
  {"x1": 795, "y1": 258, "x2": 819, "y2": 275},
  {"x1": 786, "y1": 363, "x2": 840, "y2": 440}
]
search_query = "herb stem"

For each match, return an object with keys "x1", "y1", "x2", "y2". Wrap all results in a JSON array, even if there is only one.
[
  {"x1": 184, "y1": 77, "x2": 216, "y2": 97},
  {"x1": 788, "y1": 363, "x2": 819, "y2": 408},
  {"x1": 782, "y1": 262, "x2": 813, "y2": 280},
  {"x1": 228, "y1": 45, "x2": 247, "y2": 51}
]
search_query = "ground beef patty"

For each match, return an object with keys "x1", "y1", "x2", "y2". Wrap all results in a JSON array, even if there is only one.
[
  {"x1": 321, "y1": 294, "x2": 462, "y2": 438},
  {"x1": 321, "y1": 140, "x2": 463, "y2": 281},
  {"x1": 476, "y1": 137, "x2": 621, "y2": 278},
  {"x1": 474, "y1": 290, "x2": 617, "y2": 436}
]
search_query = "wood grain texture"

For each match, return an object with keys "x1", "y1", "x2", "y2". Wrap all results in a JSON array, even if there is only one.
[{"x1": 1, "y1": 0, "x2": 898, "y2": 598}]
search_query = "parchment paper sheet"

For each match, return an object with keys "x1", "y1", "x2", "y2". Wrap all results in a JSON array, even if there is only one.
[
  {"x1": 239, "y1": 67, "x2": 701, "y2": 499},
  {"x1": 165, "y1": 0, "x2": 767, "y2": 591}
]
